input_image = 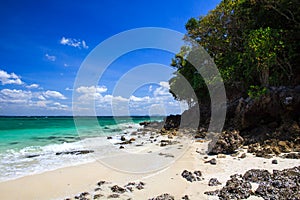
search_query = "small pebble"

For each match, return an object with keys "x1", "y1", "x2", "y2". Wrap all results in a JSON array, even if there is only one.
[{"x1": 272, "y1": 159, "x2": 278, "y2": 164}]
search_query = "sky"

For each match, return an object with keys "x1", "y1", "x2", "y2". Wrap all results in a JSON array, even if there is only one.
[{"x1": 0, "y1": 0, "x2": 221, "y2": 116}]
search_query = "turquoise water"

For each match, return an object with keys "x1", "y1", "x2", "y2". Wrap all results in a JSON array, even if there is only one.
[{"x1": 0, "y1": 116, "x2": 162, "y2": 181}]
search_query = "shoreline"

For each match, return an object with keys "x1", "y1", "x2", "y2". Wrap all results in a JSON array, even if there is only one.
[{"x1": 0, "y1": 129, "x2": 299, "y2": 199}]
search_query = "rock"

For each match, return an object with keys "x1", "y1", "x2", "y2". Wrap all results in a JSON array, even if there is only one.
[
  {"x1": 278, "y1": 141, "x2": 292, "y2": 153},
  {"x1": 136, "y1": 182, "x2": 145, "y2": 190},
  {"x1": 272, "y1": 159, "x2": 278, "y2": 164},
  {"x1": 107, "y1": 194, "x2": 120, "y2": 198},
  {"x1": 25, "y1": 154, "x2": 40, "y2": 158},
  {"x1": 121, "y1": 135, "x2": 126, "y2": 141},
  {"x1": 119, "y1": 146, "x2": 124, "y2": 149},
  {"x1": 255, "y1": 166, "x2": 300, "y2": 199},
  {"x1": 107, "y1": 136, "x2": 112, "y2": 139},
  {"x1": 97, "y1": 180, "x2": 106, "y2": 186},
  {"x1": 243, "y1": 169, "x2": 272, "y2": 183},
  {"x1": 181, "y1": 195, "x2": 189, "y2": 200},
  {"x1": 129, "y1": 138, "x2": 136, "y2": 142},
  {"x1": 208, "y1": 130, "x2": 244, "y2": 155},
  {"x1": 282, "y1": 152, "x2": 300, "y2": 159},
  {"x1": 181, "y1": 170, "x2": 196, "y2": 182},
  {"x1": 55, "y1": 150, "x2": 94, "y2": 155},
  {"x1": 75, "y1": 192, "x2": 90, "y2": 200},
  {"x1": 93, "y1": 194, "x2": 104, "y2": 199},
  {"x1": 163, "y1": 115, "x2": 181, "y2": 130},
  {"x1": 181, "y1": 170, "x2": 202, "y2": 182},
  {"x1": 139, "y1": 121, "x2": 150, "y2": 126},
  {"x1": 158, "y1": 152, "x2": 175, "y2": 158},
  {"x1": 205, "y1": 158, "x2": 217, "y2": 165},
  {"x1": 148, "y1": 193, "x2": 175, "y2": 200},
  {"x1": 239, "y1": 153, "x2": 246, "y2": 159},
  {"x1": 110, "y1": 185, "x2": 126, "y2": 193},
  {"x1": 204, "y1": 190, "x2": 220, "y2": 196},
  {"x1": 233, "y1": 86, "x2": 300, "y2": 130},
  {"x1": 218, "y1": 177, "x2": 252, "y2": 199},
  {"x1": 208, "y1": 178, "x2": 222, "y2": 186}
]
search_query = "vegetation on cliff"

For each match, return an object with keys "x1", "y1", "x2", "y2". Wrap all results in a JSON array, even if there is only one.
[{"x1": 169, "y1": 0, "x2": 300, "y2": 104}]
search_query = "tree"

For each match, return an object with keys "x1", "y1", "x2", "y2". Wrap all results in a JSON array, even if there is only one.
[{"x1": 169, "y1": 0, "x2": 300, "y2": 106}]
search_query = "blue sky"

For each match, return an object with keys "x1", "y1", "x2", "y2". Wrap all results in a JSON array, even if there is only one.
[{"x1": 0, "y1": 0, "x2": 221, "y2": 116}]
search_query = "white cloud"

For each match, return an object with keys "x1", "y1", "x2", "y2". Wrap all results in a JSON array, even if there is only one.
[
  {"x1": 26, "y1": 84, "x2": 39, "y2": 89},
  {"x1": 0, "y1": 89, "x2": 31, "y2": 103},
  {"x1": 44, "y1": 90, "x2": 67, "y2": 99},
  {"x1": 129, "y1": 95, "x2": 150, "y2": 102},
  {"x1": 45, "y1": 54, "x2": 56, "y2": 61},
  {"x1": 37, "y1": 95, "x2": 46, "y2": 100},
  {"x1": 65, "y1": 87, "x2": 73, "y2": 91},
  {"x1": 60, "y1": 37, "x2": 89, "y2": 49},
  {"x1": 76, "y1": 85, "x2": 107, "y2": 94},
  {"x1": 153, "y1": 81, "x2": 170, "y2": 97},
  {"x1": 0, "y1": 69, "x2": 23, "y2": 85}
]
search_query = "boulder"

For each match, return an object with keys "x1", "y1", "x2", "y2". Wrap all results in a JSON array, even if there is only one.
[{"x1": 208, "y1": 130, "x2": 244, "y2": 154}]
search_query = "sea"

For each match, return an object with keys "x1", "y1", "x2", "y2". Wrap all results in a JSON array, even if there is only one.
[{"x1": 0, "y1": 116, "x2": 163, "y2": 182}]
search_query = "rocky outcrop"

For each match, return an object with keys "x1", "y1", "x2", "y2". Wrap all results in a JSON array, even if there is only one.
[
  {"x1": 233, "y1": 86, "x2": 300, "y2": 130},
  {"x1": 205, "y1": 166, "x2": 300, "y2": 200},
  {"x1": 148, "y1": 193, "x2": 175, "y2": 200},
  {"x1": 205, "y1": 175, "x2": 253, "y2": 199},
  {"x1": 208, "y1": 130, "x2": 244, "y2": 154}
]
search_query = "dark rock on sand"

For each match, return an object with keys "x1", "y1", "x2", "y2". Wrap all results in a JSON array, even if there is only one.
[
  {"x1": 25, "y1": 154, "x2": 40, "y2": 158},
  {"x1": 272, "y1": 159, "x2": 278, "y2": 164},
  {"x1": 97, "y1": 180, "x2": 106, "y2": 186},
  {"x1": 158, "y1": 152, "x2": 175, "y2": 158},
  {"x1": 243, "y1": 169, "x2": 272, "y2": 183},
  {"x1": 181, "y1": 170, "x2": 202, "y2": 182},
  {"x1": 55, "y1": 150, "x2": 94, "y2": 155},
  {"x1": 181, "y1": 195, "x2": 189, "y2": 200},
  {"x1": 107, "y1": 136, "x2": 112, "y2": 139},
  {"x1": 121, "y1": 135, "x2": 126, "y2": 141},
  {"x1": 119, "y1": 145, "x2": 124, "y2": 149},
  {"x1": 110, "y1": 185, "x2": 126, "y2": 193},
  {"x1": 136, "y1": 181, "x2": 145, "y2": 190},
  {"x1": 219, "y1": 177, "x2": 252, "y2": 199},
  {"x1": 107, "y1": 194, "x2": 120, "y2": 198},
  {"x1": 205, "y1": 158, "x2": 217, "y2": 165},
  {"x1": 93, "y1": 194, "x2": 104, "y2": 199},
  {"x1": 149, "y1": 193, "x2": 175, "y2": 200},
  {"x1": 204, "y1": 190, "x2": 220, "y2": 196},
  {"x1": 239, "y1": 153, "x2": 246, "y2": 159},
  {"x1": 208, "y1": 130, "x2": 244, "y2": 155},
  {"x1": 255, "y1": 166, "x2": 300, "y2": 199},
  {"x1": 208, "y1": 178, "x2": 222, "y2": 186}
]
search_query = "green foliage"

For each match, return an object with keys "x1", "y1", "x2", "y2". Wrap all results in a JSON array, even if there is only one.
[
  {"x1": 247, "y1": 85, "x2": 268, "y2": 99},
  {"x1": 169, "y1": 0, "x2": 299, "y2": 105}
]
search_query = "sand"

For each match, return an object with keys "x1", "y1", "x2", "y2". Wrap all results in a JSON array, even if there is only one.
[{"x1": 0, "y1": 135, "x2": 300, "y2": 200}]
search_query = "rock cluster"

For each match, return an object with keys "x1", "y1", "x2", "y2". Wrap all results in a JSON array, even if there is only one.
[
  {"x1": 205, "y1": 174, "x2": 252, "y2": 199},
  {"x1": 181, "y1": 170, "x2": 202, "y2": 182},
  {"x1": 208, "y1": 130, "x2": 244, "y2": 154},
  {"x1": 248, "y1": 138, "x2": 300, "y2": 158},
  {"x1": 148, "y1": 193, "x2": 175, "y2": 200},
  {"x1": 208, "y1": 178, "x2": 222, "y2": 186},
  {"x1": 205, "y1": 166, "x2": 300, "y2": 200}
]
